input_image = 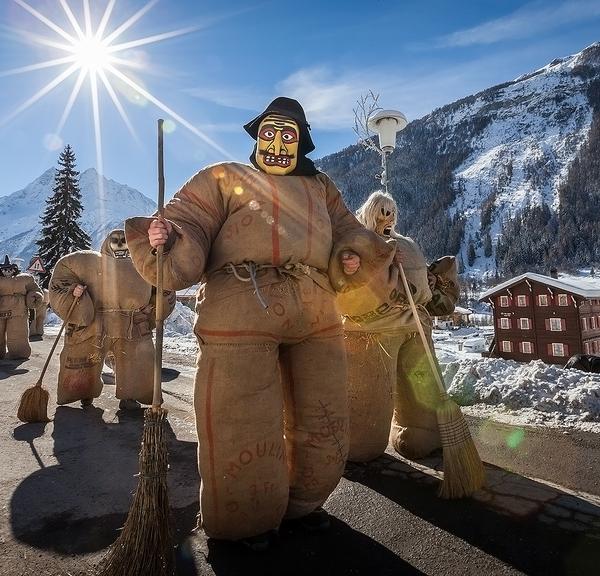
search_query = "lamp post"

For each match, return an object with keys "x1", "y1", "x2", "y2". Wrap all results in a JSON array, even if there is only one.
[{"x1": 367, "y1": 109, "x2": 407, "y2": 193}]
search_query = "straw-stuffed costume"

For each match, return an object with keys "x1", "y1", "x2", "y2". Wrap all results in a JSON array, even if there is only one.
[
  {"x1": 337, "y1": 191, "x2": 458, "y2": 462},
  {"x1": 126, "y1": 97, "x2": 393, "y2": 543},
  {"x1": 29, "y1": 288, "x2": 49, "y2": 337},
  {"x1": 49, "y1": 230, "x2": 175, "y2": 407},
  {"x1": 0, "y1": 255, "x2": 43, "y2": 359}
]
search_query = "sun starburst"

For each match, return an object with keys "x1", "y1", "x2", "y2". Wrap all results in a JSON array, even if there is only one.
[{"x1": 2, "y1": 0, "x2": 231, "y2": 182}]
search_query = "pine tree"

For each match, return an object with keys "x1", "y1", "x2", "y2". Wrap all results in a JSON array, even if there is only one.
[{"x1": 36, "y1": 145, "x2": 91, "y2": 287}]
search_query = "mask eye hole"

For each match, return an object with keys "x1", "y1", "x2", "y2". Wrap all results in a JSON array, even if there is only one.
[
  {"x1": 385, "y1": 210, "x2": 391, "y2": 216},
  {"x1": 380, "y1": 207, "x2": 385, "y2": 215}
]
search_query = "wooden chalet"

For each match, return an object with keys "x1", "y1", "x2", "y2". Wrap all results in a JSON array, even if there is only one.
[{"x1": 479, "y1": 272, "x2": 600, "y2": 364}]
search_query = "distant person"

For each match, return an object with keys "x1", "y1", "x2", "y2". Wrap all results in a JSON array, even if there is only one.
[
  {"x1": 0, "y1": 255, "x2": 43, "y2": 359},
  {"x1": 125, "y1": 96, "x2": 393, "y2": 550},
  {"x1": 29, "y1": 287, "x2": 49, "y2": 337},
  {"x1": 48, "y1": 229, "x2": 175, "y2": 409},
  {"x1": 338, "y1": 191, "x2": 459, "y2": 462}
]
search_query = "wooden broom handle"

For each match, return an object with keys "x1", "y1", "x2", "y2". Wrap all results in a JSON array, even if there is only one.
[
  {"x1": 397, "y1": 262, "x2": 448, "y2": 398},
  {"x1": 153, "y1": 118, "x2": 165, "y2": 410},
  {"x1": 37, "y1": 295, "x2": 80, "y2": 385}
]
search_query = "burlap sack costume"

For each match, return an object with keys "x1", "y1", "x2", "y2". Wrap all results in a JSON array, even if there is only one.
[
  {"x1": 49, "y1": 230, "x2": 175, "y2": 405},
  {"x1": 126, "y1": 100, "x2": 392, "y2": 542},
  {"x1": 29, "y1": 288, "x2": 49, "y2": 337},
  {"x1": 338, "y1": 191, "x2": 459, "y2": 462},
  {"x1": 0, "y1": 256, "x2": 43, "y2": 359}
]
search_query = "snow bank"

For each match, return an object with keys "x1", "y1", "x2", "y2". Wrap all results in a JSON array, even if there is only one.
[
  {"x1": 165, "y1": 301, "x2": 195, "y2": 336},
  {"x1": 163, "y1": 302, "x2": 198, "y2": 356},
  {"x1": 442, "y1": 357, "x2": 600, "y2": 429}
]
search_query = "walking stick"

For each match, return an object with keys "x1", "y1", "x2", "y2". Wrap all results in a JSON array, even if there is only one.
[
  {"x1": 98, "y1": 119, "x2": 174, "y2": 576},
  {"x1": 397, "y1": 263, "x2": 485, "y2": 498},
  {"x1": 17, "y1": 294, "x2": 80, "y2": 423}
]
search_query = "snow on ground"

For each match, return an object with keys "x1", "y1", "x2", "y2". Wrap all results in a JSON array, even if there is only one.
[
  {"x1": 42, "y1": 310, "x2": 600, "y2": 432},
  {"x1": 434, "y1": 326, "x2": 600, "y2": 432},
  {"x1": 163, "y1": 302, "x2": 198, "y2": 356}
]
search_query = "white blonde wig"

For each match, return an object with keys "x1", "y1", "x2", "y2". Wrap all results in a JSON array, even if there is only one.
[{"x1": 355, "y1": 190, "x2": 399, "y2": 237}]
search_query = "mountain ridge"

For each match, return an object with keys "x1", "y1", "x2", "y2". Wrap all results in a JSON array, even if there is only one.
[
  {"x1": 0, "y1": 167, "x2": 156, "y2": 266},
  {"x1": 318, "y1": 41, "x2": 600, "y2": 279}
]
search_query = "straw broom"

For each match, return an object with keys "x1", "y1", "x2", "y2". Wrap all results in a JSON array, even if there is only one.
[
  {"x1": 97, "y1": 119, "x2": 174, "y2": 576},
  {"x1": 397, "y1": 262, "x2": 485, "y2": 498},
  {"x1": 17, "y1": 294, "x2": 80, "y2": 423}
]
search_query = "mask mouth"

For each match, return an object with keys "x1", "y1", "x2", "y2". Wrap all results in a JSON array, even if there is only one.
[
  {"x1": 383, "y1": 227, "x2": 392, "y2": 237},
  {"x1": 112, "y1": 249, "x2": 130, "y2": 259},
  {"x1": 259, "y1": 150, "x2": 294, "y2": 167}
]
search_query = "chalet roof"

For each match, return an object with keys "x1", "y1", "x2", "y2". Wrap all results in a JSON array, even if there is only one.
[{"x1": 479, "y1": 272, "x2": 600, "y2": 301}]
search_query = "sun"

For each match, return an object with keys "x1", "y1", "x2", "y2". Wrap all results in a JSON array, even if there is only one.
[
  {"x1": 1, "y1": 0, "x2": 231, "y2": 177},
  {"x1": 72, "y1": 35, "x2": 111, "y2": 73}
]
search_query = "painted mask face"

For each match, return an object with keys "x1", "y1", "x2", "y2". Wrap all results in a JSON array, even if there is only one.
[
  {"x1": 1, "y1": 267, "x2": 16, "y2": 278},
  {"x1": 255, "y1": 114, "x2": 299, "y2": 175},
  {"x1": 109, "y1": 231, "x2": 130, "y2": 259},
  {"x1": 376, "y1": 204, "x2": 396, "y2": 237}
]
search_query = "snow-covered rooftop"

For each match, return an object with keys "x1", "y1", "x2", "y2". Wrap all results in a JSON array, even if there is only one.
[{"x1": 480, "y1": 272, "x2": 600, "y2": 301}]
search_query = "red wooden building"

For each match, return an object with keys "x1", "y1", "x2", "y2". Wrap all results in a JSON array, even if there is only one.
[{"x1": 479, "y1": 273, "x2": 600, "y2": 364}]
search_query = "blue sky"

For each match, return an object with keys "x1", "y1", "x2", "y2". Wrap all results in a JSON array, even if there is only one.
[{"x1": 1, "y1": 0, "x2": 599, "y2": 201}]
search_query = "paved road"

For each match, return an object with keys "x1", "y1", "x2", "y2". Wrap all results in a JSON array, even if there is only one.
[{"x1": 1, "y1": 332, "x2": 599, "y2": 575}]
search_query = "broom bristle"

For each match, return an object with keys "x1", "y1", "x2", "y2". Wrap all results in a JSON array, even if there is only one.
[
  {"x1": 17, "y1": 384, "x2": 50, "y2": 423},
  {"x1": 436, "y1": 398, "x2": 485, "y2": 499},
  {"x1": 97, "y1": 407, "x2": 174, "y2": 576}
]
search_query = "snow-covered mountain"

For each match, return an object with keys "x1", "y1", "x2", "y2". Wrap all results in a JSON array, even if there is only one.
[
  {"x1": 0, "y1": 168, "x2": 156, "y2": 265},
  {"x1": 319, "y1": 42, "x2": 600, "y2": 278},
  {"x1": 446, "y1": 45, "x2": 596, "y2": 275}
]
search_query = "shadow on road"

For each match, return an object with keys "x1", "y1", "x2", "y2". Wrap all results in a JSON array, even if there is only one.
[
  {"x1": 0, "y1": 358, "x2": 28, "y2": 380},
  {"x1": 10, "y1": 405, "x2": 199, "y2": 555},
  {"x1": 345, "y1": 454, "x2": 600, "y2": 576},
  {"x1": 186, "y1": 516, "x2": 424, "y2": 576}
]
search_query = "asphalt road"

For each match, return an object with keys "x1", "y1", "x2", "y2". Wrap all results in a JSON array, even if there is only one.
[{"x1": 1, "y1": 332, "x2": 599, "y2": 576}]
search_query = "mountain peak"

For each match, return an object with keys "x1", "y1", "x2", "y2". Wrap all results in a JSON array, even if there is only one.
[{"x1": 0, "y1": 169, "x2": 156, "y2": 263}]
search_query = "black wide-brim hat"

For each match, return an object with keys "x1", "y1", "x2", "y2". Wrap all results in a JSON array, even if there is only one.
[{"x1": 243, "y1": 97, "x2": 315, "y2": 154}]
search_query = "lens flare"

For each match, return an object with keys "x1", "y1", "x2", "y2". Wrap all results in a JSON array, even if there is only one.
[
  {"x1": 506, "y1": 428, "x2": 525, "y2": 450},
  {"x1": 2, "y1": 0, "x2": 233, "y2": 173}
]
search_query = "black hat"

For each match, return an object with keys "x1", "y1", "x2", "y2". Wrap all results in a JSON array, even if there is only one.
[
  {"x1": 1, "y1": 255, "x2": 10, "y2": 268},
  {"x1": 244, "y1": 97, "x2": 315, "y2": 154}
]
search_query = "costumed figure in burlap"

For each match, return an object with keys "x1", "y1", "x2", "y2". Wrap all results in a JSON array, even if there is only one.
[
  {"x1": 125, "y1": 97, "x2": 393, "y2": 550},
  {"x1": 29, "y1": 287, "x2": 49, "y2": 337},
  {"x1": 338, "y1": 191, "x2": 459, "y2": 462},
  {"x1": 48, "y1": 230, "x2": 175, "y2": 409},
  {"x1": 0, "y1": 255, "x2": 43, "y2": 359}
]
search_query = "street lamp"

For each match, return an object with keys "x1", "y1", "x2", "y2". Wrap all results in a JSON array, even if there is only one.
[{"x1": 367, "y1": 109, "x2": 407, "y2": 193}]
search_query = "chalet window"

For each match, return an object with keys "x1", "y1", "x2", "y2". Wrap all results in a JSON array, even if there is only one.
[
  {"x1": 516, "y1": 295, "x2": 528, "y2": 307},
  {"x1": 499, "y1": 295, "x2": 510, "y2": 307},
  {"x1": 557, "y1": 294, "x2": 569, "y2": 306},
  {"x1": 550, "y1": 343, "x2": 567, "y2": 357},
  {"x1": 538, "y1": 294, "x2": 549, "y2": 306},
  {"x1": 591, "y1": 317, "x2": 597, "y2": 330},
  {"x1": 519, "y1": 318, "x2": 531, "y2": 330},
  {"x1": 520, "y1": 341, "x2": 533, "y2": 354},
  {"x1": 499, "y1": 317, "x2": 511, "y2": 329},
  {"x1": 501, "y1": 341, "x2": 512, "y2": 352},
  {"x1": 547, "y1": 317, "x2": 564, "y2": 331},
  {"x1": 582, "y1": 317, "x2": 588, "y2": 331}
]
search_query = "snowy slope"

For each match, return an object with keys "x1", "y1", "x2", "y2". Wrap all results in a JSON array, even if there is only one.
[
  {"x1": 445, "y1": 44, "x2": 599, "y2": 276},
  {"x1": 0, "y1": 168, "x2": 156, "y2": 264}
]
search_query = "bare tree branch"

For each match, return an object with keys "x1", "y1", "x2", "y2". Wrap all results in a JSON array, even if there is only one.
[{"x1": 353, "y1": 90, "x2": 383, "y2": 155}]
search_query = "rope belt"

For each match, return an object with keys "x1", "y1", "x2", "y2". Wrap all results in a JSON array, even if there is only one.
[
  {"x1": 224, "y1": 261, "x2": 320, "y2": 310},
  {"x1": 98, "y1": 307, "x2": 144, "y2": 339}
]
